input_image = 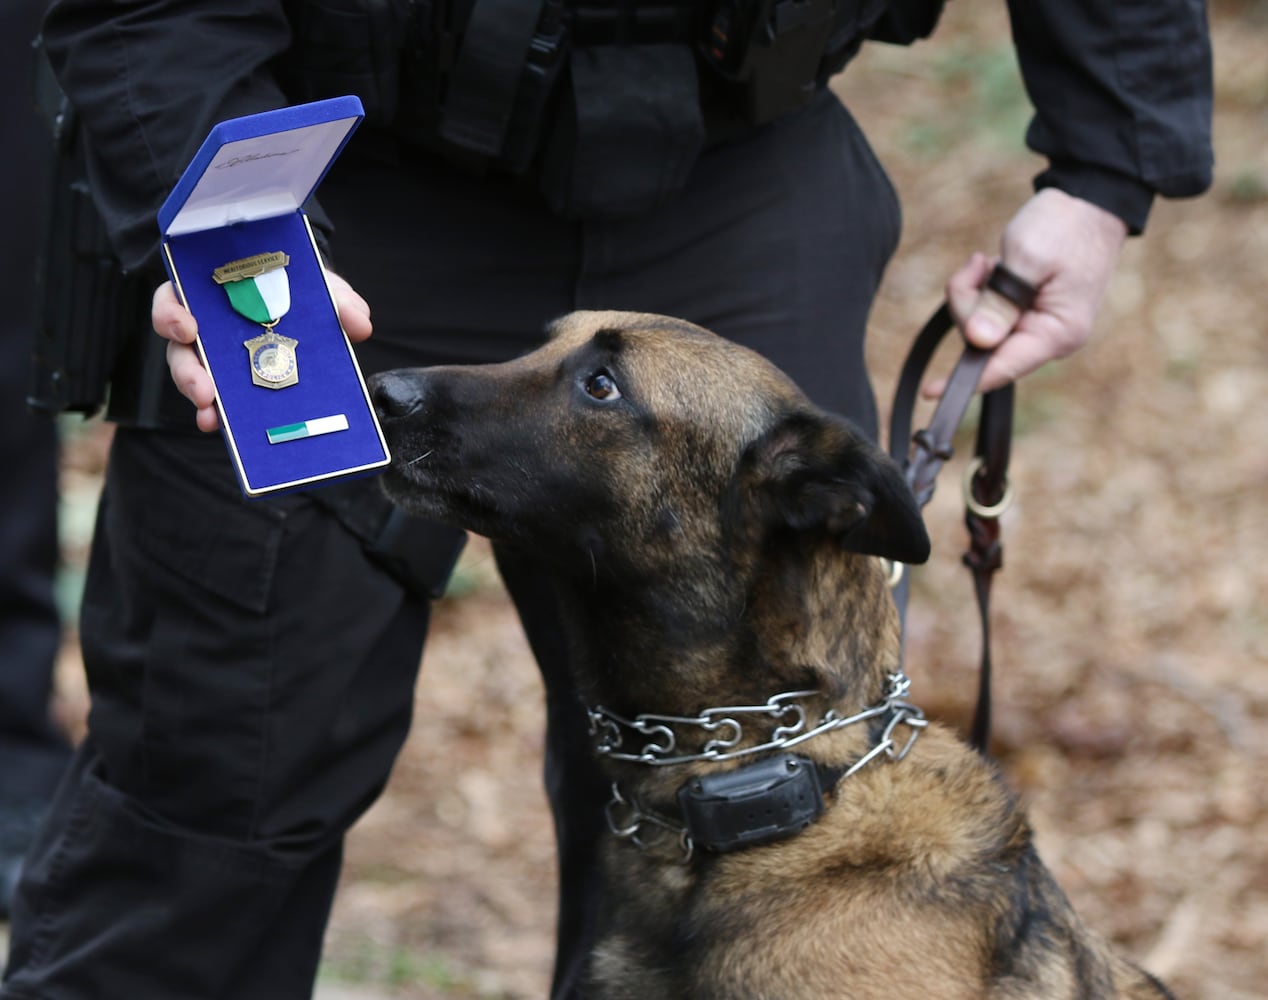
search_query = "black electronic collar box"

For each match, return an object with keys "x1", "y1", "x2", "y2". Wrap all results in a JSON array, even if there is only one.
[{"x1": 158, "y1": 96, "x2": 390, "y2": 497}]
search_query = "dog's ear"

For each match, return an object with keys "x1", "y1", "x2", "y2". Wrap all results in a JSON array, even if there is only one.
[{"x1": 735, "y1": 411, "x2": 931, "y2": 565}]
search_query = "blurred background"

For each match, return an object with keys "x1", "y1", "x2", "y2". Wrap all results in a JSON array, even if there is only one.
[{"x1": 41, "y1": 0, "x2": 1267, "y2": 996}]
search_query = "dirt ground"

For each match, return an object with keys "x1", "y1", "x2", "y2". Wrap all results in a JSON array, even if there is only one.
[{"x1": 47, "y1": 1, "x2": 1266, "y2": 997}]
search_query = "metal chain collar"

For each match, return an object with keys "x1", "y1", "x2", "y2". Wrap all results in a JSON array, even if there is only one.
[
  {"x1": 588, "y1": 671, "x2": 926, "y2": 767},
  {"x1": 595, "y1": 673, "x2": 928, "y2": 864},
  {"x1": 604, "y1": 783, "x2": 698, "y2": 865}
]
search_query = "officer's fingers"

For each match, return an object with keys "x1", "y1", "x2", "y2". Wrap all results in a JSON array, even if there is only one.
[
  {"x1": 326, "y1": 271, "x2": 372, "y2": 342},
  {"x1": 165, "y1": 338, "x2": 213, "y2": 405},
  {"x1": 946, "y1": 253, "x2": 994, "y2": 329},
  {"x1": 195, "y1": 404, "x2": 221, "y2": 433},
  {"x1": 973, "y1": 316, "x2": 1069, "y2": 394},
  {"x1": 925, "y1": 254, "x2": 1006, "y2": 399},
  {"x1": 973, "y1": 333, "x2": 1047, "y2": 394},
  {"x1": 925, "y1": 254, "x2": 1042, "y2": 399},
  {"x1": 152, "y1": 281, "x2": 197, "y2": 344},
  {"x1": 947, "y1": 252, "x2": 991, "y2": 307},
  {"x1": 166, "y1": 339, "x2": 219, "y2": 432}
]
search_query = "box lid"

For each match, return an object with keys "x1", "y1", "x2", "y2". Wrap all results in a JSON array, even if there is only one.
[{"x1": 158, "y1": 96, "x2": 364, "y2": 238}]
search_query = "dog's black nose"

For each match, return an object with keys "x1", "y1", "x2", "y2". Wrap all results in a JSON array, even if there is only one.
[{"x1": 369, "y1": 370, "x2": 427, "y2": 419}]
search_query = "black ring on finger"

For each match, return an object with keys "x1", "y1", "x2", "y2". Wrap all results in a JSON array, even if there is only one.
[{"x1": 985, "y1": 263, "x2": 1039, "y2": 312}]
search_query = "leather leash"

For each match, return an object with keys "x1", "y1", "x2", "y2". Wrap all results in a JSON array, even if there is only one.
[{"x1": 887, "y1": 264, "x2": 1037, "y2": 755}]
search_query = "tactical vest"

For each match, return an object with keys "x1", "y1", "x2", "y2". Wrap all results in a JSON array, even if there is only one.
[{"x1": 279, "y1": 0, "x2": 944, "y2": 218}]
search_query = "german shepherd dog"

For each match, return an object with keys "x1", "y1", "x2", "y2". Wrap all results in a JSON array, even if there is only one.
[{"x1": 368, "y1": 311, "x2": 1173, "y2": 999}]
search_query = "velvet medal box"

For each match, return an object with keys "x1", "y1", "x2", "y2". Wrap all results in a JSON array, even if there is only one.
[{"x1": 158, "y1": 96, "x2": 390, "y2": 496}]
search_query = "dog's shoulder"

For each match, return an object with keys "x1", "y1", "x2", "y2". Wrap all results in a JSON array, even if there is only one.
[{"x1": 810, "y1": 724, "x2": 1027, "y2": 878}]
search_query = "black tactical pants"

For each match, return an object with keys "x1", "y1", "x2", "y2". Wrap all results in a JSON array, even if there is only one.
[{"x1": 3, "y1": 88, "x2": 900, "y2": 1000}]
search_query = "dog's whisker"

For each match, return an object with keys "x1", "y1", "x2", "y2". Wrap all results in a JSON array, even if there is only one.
[{"x1": 407, "y1": 450, "x2": 433, "y2": 466}]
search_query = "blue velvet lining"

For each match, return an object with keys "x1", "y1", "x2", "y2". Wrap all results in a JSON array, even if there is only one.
[{"x1": 165, "y1": 214, "x2": 389, "y2": 496}]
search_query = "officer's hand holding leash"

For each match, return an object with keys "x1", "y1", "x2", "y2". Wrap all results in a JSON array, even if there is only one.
[
  {"x1": 152, "y1": 272, "x2": 374, "y2": 433},
  {"x1": 925, "y1": 187, "x2": 1129, "y2": 399}
]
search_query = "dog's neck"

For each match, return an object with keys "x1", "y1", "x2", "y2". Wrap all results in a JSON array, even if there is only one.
[
  {"x1": 556, "y1": 541, "x2": 923, "y2": 861},
  {"x1": 557, "y1": 542, "x2": 903, "y2": 743}
]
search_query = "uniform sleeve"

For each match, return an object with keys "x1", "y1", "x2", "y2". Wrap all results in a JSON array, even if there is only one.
[
  {"x1": 1005, "y1": 0, "x2": 1214, "y2": 234},
  {"x1": 41, "y1": 0, "x2": 296, "y2": 271}
]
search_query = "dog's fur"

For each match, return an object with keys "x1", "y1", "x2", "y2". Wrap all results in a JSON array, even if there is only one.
[{"x1": 369, "y1": 311, "x2": 1172, "y2": 1000}]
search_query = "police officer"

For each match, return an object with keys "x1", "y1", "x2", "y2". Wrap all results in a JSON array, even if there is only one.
[{"x1": 6, "y1": 1, "x2": 1212, "y2": 998}]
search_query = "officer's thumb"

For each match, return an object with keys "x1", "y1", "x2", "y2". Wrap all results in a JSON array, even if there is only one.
[
  {"x1": 964, "y1": 285, "x2": 1023, "y2": 350},
  {"x1": 946, "y1": 253, "x2": 1013, "y2": 349}
]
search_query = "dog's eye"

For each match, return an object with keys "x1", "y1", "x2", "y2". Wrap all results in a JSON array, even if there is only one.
[{"x1": 583, "y1": 369, "x2": 621, "y2": 401}]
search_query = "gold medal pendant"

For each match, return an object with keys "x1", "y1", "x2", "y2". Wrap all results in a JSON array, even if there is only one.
[
  {"x1": 214, "y1": 252, "x2": 299, "y2": 390},
  {"x1": 244, "y1": 329, "x2": 300, "y2": 389}
]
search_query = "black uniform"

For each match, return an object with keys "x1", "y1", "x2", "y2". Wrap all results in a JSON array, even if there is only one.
[{"x1": 5, "y1": 2, "x2": 1212, "y2": 998}]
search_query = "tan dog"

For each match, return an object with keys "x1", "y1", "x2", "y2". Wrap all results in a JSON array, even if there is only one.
[{"x1": 369, "y1": 311, "x2": 1172, "y2": 1000}]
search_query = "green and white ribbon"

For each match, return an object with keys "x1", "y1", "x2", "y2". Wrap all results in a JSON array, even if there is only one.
[{"x1": 213, "y1": 252, "x2": 291, "y2": 328}]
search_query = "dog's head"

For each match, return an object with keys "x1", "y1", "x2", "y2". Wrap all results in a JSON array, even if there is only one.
[
  {"x1": 371, "y1": 311, "x2": 928, "y2": 705},
  {"x1": 370, "y1": 311, "x2": 929, "y2": 580}
]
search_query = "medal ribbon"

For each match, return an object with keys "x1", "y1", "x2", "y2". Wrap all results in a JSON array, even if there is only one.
[
  {"x1": 223, "y1": 268, "x2": 291, "y2": 327},
  {"x1": 213, "y1": 252, "x2": 291, "y2": 328}
]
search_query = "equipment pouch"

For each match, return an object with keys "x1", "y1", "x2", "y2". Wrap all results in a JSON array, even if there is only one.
[
  {"x1": 538, "y1": 44, "x2": 705, "y2": 220},
  {"x1": 703, "y1": 0, "x2": 838, "y2": 124}
]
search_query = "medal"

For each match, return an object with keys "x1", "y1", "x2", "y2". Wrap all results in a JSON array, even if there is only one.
[
  {"x1": 244, "y1": 331, "x2": 300, "y2": 389},
  {"x1": 213, "y1": 252, "x2": 299, "y2": 389}
]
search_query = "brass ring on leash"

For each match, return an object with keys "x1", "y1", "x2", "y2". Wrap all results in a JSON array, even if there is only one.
[{"x1": 962, "y1": 457, "x2": 1014, "y2": 520}]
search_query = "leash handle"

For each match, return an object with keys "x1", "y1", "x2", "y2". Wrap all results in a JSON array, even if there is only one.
[{"x1": 887, "y1": 264, "x2": 1033, "y2": 755}]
